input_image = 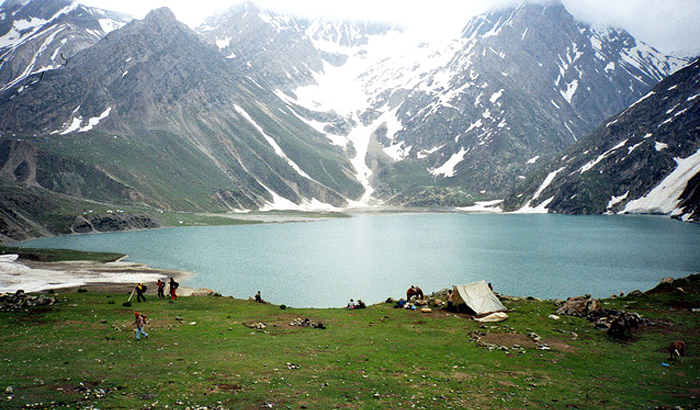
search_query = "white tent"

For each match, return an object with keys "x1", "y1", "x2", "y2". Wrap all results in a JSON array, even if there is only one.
[{"x1": 450, "y1": 281, "x2": 506, "y2": 315}]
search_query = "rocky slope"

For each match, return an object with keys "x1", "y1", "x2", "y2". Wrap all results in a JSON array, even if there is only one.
[
  {"x1": 0, "y1": 7, "x2": 362, "y2": 214},
  {"x1": 0, "y1": 0, "x2": 130, "y2": 90},
  {"x1": 502, "y1": 58, "x2": 700, "y2": 222}
]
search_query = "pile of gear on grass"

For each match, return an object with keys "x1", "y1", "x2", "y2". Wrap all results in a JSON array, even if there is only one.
[
  {"x1": 0, "y1": 289, "x2": 59, "y2": 311},
  {"x1": 388, "y1": 281, "x2": 509, "y2": 322},
  {"x1": 389, "y1": 279, "x2": 671, "y2": 343}
]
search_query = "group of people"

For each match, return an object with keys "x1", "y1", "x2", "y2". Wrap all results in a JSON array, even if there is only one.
[
  {"x1": 134, "y1": 277, "x2": 179, "y2": 303},
  {"x1": 131, "y1": 277, "x2": 178, "y2": 340},
  {"x1": 346, "y1": 298, "x2": 366, "y2": 310}
]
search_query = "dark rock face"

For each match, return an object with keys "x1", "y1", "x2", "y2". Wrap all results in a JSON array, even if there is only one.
[
  {"x1": 0, "y1": 188, "x2": 54, "y2": 242},
  {"x1": 70, "y1": 213, "x2": 160, "y2": 234},
  {"x1": 504, "y1": 58, "x2": 700, "y2": 222}
]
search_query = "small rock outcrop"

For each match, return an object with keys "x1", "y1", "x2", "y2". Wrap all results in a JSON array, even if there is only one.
[
  {"x1": 556, "y1": 294, "x2": 601, "y2": 317},
  {"x1": 70, "y1": 213, "x2": 160, "y2": 234},
  {"x1": 0, "y1": 290, "x2": 59, "y2": 311}
]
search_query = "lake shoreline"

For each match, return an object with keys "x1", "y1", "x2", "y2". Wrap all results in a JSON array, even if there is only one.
[
  {"x1": 0, "y1": 257, "x2": 194, "y2": 295},
  {"x1": 3, "y1": 254, "x2": 696, "y2": 309},
  {"x1": 10, "y1": 212, "x2": 700, "y2": 307}
]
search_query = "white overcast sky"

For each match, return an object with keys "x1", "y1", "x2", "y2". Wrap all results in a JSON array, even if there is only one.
[{"x1": 7, "y1": 0, "x2": 700, "y2": 55}]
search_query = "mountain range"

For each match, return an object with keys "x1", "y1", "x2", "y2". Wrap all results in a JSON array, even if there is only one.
[
  {"x1": 0, "y1": 0, "x2": 696, "y2": 242},
  {"x1": 502, "y1": 57, "x2": 700, "y2": 222}
]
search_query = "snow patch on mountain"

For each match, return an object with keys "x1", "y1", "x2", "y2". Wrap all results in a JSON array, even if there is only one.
[
  {"x1": 607, "y1": 191, "x2": 629, "y2": 210},
  {"x1": 258, "y1": 183, "x2": 340, "y2": 212},
  {"x1": 234, "y1": 104, "x2": 314, "y2": 181},
  {"x1": 430, "y1": 147, "x2": 468, "y2": 178},
  {"x1": 78, "y1": 107, "x2": 112, "y2": 132},
  {"x1": 456, "y1": 199, "x2": 504, "y2": 213},
  {"x1": 516, "y1": 166, "x2": 566, "y2": 213},
  {"x1": 622, "y1": 148, "x2": 700, "y2": 216},
  {"x1": 560, "y1": 79, "x2": 578, "y2": 103},
  {"x1": 579, "y1": 139, "x2": 628, "y2": 174}
]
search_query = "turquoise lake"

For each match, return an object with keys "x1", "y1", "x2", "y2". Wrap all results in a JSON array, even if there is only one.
[{"x1": 18, "y1": 213, "x2": 700, "y2": 307}]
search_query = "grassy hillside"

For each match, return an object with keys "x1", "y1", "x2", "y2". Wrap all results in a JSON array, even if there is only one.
[{"x1": 1, "y1": 283, "x2": 698, "y2": 409}]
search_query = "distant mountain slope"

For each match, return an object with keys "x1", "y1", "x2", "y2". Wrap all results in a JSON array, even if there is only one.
[
  {"x1": 196, "y1": 2, "x2": 394, "y2": 91},
  {"x1": 0, "y1": 7, "x2": 362, "y2": 215},
  {"x1": 355, "y1": 3, "x2": 687, "y2": 201},
  {"x1": 503, "y1": 58, "x2": 700, "y2": 222},
  {"x1": 0, "y1": 0, "x2": 130, "y2": 91},
  {"x1": 209, "y1": 2, "x2": 686, "y2": 204}
]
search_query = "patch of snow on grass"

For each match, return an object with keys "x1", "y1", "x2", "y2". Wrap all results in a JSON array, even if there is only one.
[
  {"x1": 417, "y1": 145, "x2": 444, "y2": 159},
  {"x1": 59, "y1": 117, "x2": 83, "y2": 135}
]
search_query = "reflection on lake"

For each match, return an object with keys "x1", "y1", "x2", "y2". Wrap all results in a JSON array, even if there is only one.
[{"x1": 19, "y1": 213, "x2": 700, "y2": 307}]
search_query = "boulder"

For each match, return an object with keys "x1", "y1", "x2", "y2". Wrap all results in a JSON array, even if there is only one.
[{"x1": 556, "y1": 294, "x2": 601, "y2": 317}]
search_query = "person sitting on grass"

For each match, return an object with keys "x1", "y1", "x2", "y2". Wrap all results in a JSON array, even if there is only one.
[{"x1": 346, "y1": 299, "x2": 355, "y2": 310}]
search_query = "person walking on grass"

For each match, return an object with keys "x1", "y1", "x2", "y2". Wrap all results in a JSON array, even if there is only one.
[
  {"x1": 134, "y1": 312, "x2": 148, "y2": 341},
  {"x1": 168, "y1": 277, "x2": 179, "y2": 302},
  {"x1": 157, "y1": 279, "x2": 166, "y2": 299},
  {"x1": 135, "y1": 283, "x2": 147, "y2": 303}
]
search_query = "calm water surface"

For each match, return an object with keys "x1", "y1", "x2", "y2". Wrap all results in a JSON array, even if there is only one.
[{"x1": 19, "y1": 213, "x2": 700, "y2": 307}]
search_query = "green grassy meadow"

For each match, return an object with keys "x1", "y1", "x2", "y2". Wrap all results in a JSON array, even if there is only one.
[{"x1": 1, "y1": 285, "x2": 698, "y2": 409}]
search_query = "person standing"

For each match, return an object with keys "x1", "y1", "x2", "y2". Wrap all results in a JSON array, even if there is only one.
[
  {"x1": 156, "y1": 279, "x2": 166, "y2": 299},
  {"x1": 134, "y1": 312, "x2": 148, "y2": 341}
]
